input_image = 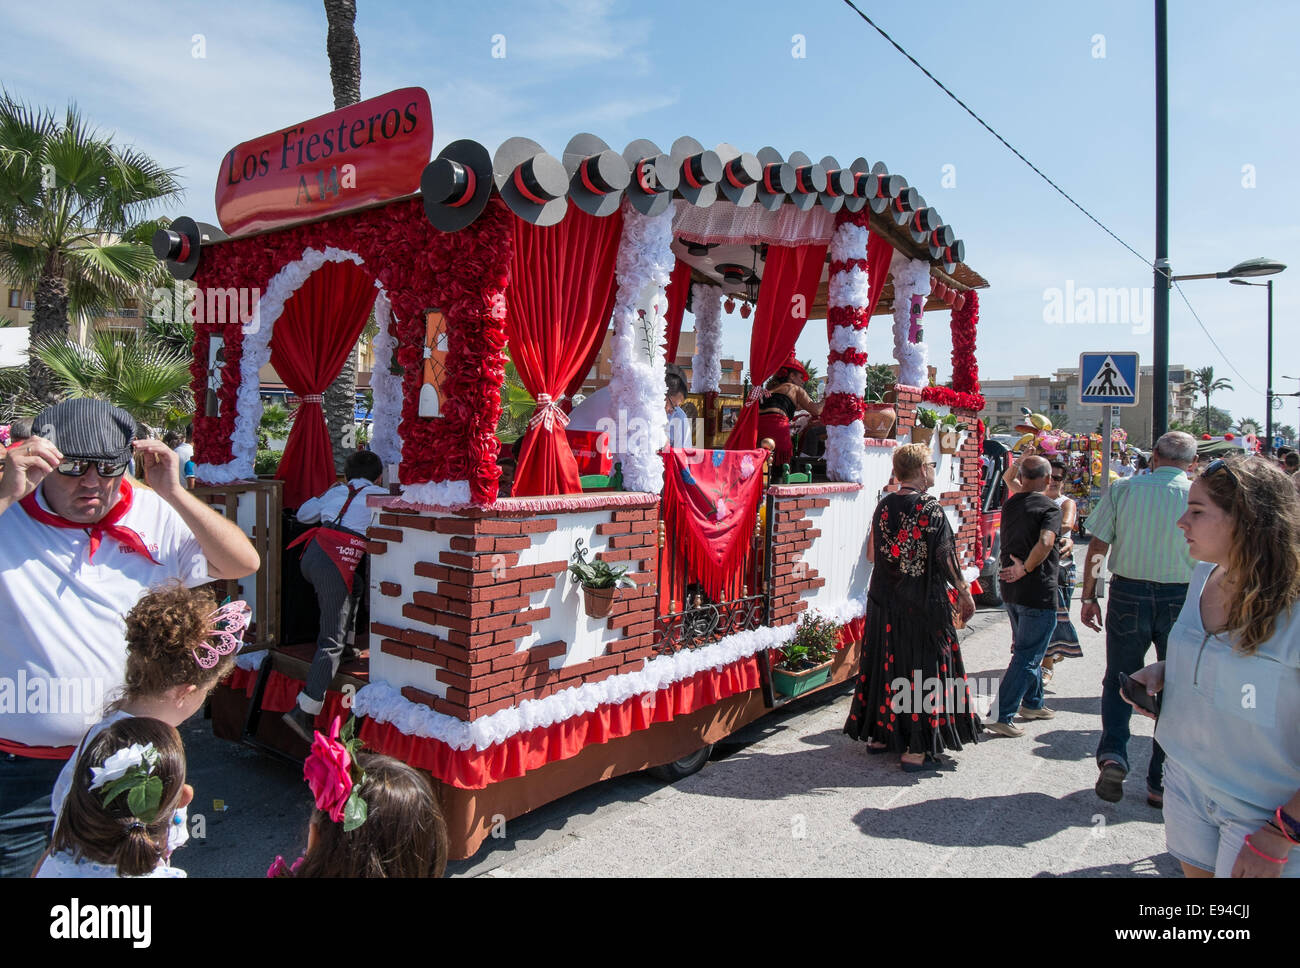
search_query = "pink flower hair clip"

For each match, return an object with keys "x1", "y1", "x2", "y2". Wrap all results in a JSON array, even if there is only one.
[
  {"x1": 303, "y1": 716, "x2": 368, "y2": 831},
  {"x1": 193, "y1": 599, "x2": 252, "y2": 669}
]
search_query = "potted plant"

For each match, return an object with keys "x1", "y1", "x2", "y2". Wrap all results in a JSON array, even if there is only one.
[
  {"x1": 861, "y1": 364, "x2": 898, "y2": 440},
  {"x1": 913, "y1": 407, "x2": 938, "y2": 446},
  {"x1": 938, "y1": 413, "x2": 965, "y2": 454},
  {"x1": 568, "y1": 558, "x2": 636, "y2": 618},
  {"x1": 772, "y1": 613, "x2": 842, "y2": 698}
]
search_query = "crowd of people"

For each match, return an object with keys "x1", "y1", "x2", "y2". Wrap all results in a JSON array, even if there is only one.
[
  {"x1": 846, "y1": 431, "x2": 1299, "y2": 878},
  {"x1": 3, "y1": 396, "x2": 1297, "y2": 878}
]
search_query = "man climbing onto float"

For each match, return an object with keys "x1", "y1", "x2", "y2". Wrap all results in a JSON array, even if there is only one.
[{"x1": 282, "y1": 451, "x2": 388, "y2": 742}]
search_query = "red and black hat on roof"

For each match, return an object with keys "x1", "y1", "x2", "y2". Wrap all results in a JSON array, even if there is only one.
[
  {"x1": 863, "y1": 161, "x2": 906, "y2": 215},
  {"x1": 421, "y1": 139, "x2": 494, "y2": 233},
  {"x1": 817, "y1": 156, "x2": 855, "y2": 213},
  {"x1": 755, "y1": 147, "x2": 795, "y2": 212},
  {"x1": 151, "y1": 216, "x2": 225, "y2": 280},
  {"x1": 670, "y1": 136, "x2": 723, "y2": 208},
  {"x1": 494, "y1": 137, "x2": 569, "y2": 226},
  {"x1": 563, "y1": 133, "x2": 631, "y2": 218},
  {"x1": 785, "y1": 151, "x2": 826, "y2": 212},
  {"x1": 622, "y1": 139, "x2": 679, "y2": 216},
  {"x1": 843, "y1": 157, "x2": 871, "y2": 213},
  {"x1": 715, "y1": 143, "x2": 762, "y2": 208}
]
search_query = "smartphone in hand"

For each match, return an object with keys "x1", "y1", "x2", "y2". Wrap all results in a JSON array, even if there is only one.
[{"x1": 1119, "y1": 671, "x2": 1161, "y2": 716}]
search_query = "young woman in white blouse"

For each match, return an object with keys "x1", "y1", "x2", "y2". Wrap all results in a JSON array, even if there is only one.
[{"x1": 1128, "y1": 455, "x2": 1300, "y2": 877}]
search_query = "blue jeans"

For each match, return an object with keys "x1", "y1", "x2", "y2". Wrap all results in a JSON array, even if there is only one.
[
  {"x1": 1095, "y1": 577, "x2": 1188, "y2": 790},
  {"x1": 998, "y1": 603, "x2": 1058, "y2": 722},
  {"x1": 0, "y1": 753, "x2": 64, "y2": 879}
]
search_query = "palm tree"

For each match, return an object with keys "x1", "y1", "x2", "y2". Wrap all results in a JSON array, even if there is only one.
[
  {"x1": 496, "y1": 352, "x2": 535, "y2": 444},
  {"x1": 22, "y1": 330, "x2": 193, "y2": 431},
  {"x1": 321, "y1": 0, "x2": 363, "y2": 473},
  {"x1": 1234, "y1": 416, "x2": 1261, "y2": 435},
  {"x1": 0, "y1": 95, "x2": 182, "y2": 404},
  {"x1": 1188, "y1": 366, "x2": 1233, "y2": 435}
]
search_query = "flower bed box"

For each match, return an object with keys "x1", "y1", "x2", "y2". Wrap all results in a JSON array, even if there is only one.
[{"x1": 771, "y1": 660, "x2": 833, "y2": 698}]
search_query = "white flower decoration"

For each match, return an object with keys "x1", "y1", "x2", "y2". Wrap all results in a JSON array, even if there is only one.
[{"x1": 89, "y1": 743, "x2": 158, "y2": 790}]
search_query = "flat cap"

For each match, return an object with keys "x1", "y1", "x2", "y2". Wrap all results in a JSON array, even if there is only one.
[{"x1": 32, "y1": 398, "x2": 136, "y2": 461}]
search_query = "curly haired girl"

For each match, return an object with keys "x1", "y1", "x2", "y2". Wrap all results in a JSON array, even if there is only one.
[{"x1": 49, "y1": 581, "x2": 249, "y2": 860}]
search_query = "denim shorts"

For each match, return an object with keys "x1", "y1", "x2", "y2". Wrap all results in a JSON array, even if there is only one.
[{"x1": 1163, "y1": 759, "x2": 1300, "y2": 877}]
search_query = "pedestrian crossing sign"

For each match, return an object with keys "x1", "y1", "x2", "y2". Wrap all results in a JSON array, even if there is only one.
[{"x1": 1079, "y1": 352, "x2": 1139, "y2": 406}]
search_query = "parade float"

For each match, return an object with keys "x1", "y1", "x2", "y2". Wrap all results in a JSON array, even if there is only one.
[{"x1": 156, "y1": 88, "x2": 991, "y2": 858}]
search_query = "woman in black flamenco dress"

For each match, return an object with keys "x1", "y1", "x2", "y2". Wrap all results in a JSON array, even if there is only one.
[{"x1": 844, "y1": 443, "x2": 981, "y2": 770}]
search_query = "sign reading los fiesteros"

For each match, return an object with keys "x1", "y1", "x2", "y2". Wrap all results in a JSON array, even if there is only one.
[{"x1": 214, "y1": 87, "x2": 433, "y2": 236}]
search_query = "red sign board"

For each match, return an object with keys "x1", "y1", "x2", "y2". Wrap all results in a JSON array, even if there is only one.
[{"x1": 214, "y1": 87, "x2": 433, "y2": 236}]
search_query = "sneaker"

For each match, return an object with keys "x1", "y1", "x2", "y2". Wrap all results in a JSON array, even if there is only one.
[
  {"x1": 1096, "y1": 761, "x2": 1127, "y2": 802},
  {"x1": 984, "y1": 720, "x2": 1025, "y2": 738},
  {"x1": 1147, "y1": 786, "x2": 1164, "y2": 809},
  {"x1": 1018, "y1": 705, "x2": 1056, "y2": 720}
]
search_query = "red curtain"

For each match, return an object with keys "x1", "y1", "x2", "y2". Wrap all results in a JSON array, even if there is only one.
[
  {"x1": 726, "y1": 242, "x2": 827, "y2": 451},
  {"x1": 271, "y1": 259, "x2": 377, "y2": 507},
  {"x1": 865, "y1": 231, "x2": 894, "y2": 322},
  {"x1": 663, "y1": 258, "x2": 692, "y2": 366},
  {"x1": 507, "y1": 207, "x2": 625, "y2": 496}
]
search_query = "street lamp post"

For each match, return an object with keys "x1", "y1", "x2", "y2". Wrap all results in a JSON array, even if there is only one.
[
  {"x1": 1231, "y1": 278, "x2": 1276, "y2": 449},
  {"x1": 1169, "y1": 258, "x2": 1285, "y2": 451}
]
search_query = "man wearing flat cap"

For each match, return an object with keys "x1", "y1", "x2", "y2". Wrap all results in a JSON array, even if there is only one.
[{"x1": 0, "y1": 399, "x2": 260, "y2": 877}]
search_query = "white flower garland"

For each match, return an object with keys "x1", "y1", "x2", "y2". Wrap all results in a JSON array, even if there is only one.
[
  {"x1": 890, "y1": 250, "x2": 931, "y2": 389},
  {"x1": 824, "y1": 220, "x2": 871, "y2": 482},
  {"x1": 399, "y1": 479, "x2": 472, "y2": 508},
  {"x1": 689, "y1": 282, "x2": 724, "y2": 393},
  {"x1": 353, "y1": 595, "x2": 865, "y2": 752},
  {"x1": 195, "y1": 246, "x2": 366, "y2": 483},
  {"x1": 608, "y1": 202, "x2": 675, "y2": 493},
  {"x1": 368, "y1": 290, "x2": 403, "y2": 468}
]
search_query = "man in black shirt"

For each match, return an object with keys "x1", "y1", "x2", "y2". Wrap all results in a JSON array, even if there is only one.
[{"x1": 986, "y1": 455, "x2": 1061, "y2": 737}]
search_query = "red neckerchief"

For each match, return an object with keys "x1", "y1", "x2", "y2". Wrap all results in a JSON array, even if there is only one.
[{"x1": 20, "y1": 480, "x2": 161, "y2": 565}]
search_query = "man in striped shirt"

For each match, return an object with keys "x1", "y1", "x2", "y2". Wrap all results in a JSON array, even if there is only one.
[{"x1": 1081, "y1": 431, "x2": 1197, "y2": 807}]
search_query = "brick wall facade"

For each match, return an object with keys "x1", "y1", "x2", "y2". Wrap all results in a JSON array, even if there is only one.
[{"x1": 367, "y1": 498, "x2": 660, "y2": 724}]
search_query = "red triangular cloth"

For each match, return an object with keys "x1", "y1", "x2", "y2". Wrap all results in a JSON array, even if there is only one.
[{"x1": 21, "y1": 480, "x2": 161, "y2": 564}]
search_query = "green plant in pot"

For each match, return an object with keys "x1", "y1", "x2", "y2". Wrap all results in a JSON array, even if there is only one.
[
  {"x1": 913, "y1": 406, "x2": 938, "y2": 447},
  {"x1": 938, "y1": 412, "x2": 966, "y2": 454},
  {"x1": 569, "y1": 558, "x2": 636, "y2": 618},
  {"x1": 862, "y1": 364, "x2": 898, "y2": 440},
  {"x1": 772, "y1": 613, "x2": 843, "y2": 697}
]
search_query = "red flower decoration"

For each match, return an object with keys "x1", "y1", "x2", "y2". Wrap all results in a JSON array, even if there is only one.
[
  {"x1": 890, "y1": 543, "x2": 900, "y2": 557},
  {"x1": 912, "y1": 527, "x2": 922, "y2": 539},
  {"x1": 303, "y1": 717, "x2": 353, "y2": 823}
]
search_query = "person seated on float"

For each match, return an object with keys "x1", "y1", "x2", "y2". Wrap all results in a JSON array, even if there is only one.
[
  {"x1": 282, "y1": 451, "x2": 388, "y2": 743},
  {"x1": 756, "y1": 356, "x2": 821, "y2": 469},
  {"x1": 665, "y1": 371, "x2": 692, "y2": 449}
]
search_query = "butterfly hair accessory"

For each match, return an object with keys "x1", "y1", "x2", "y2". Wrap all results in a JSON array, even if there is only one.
[{"x1": 193, "y1": 599, "x2": 252, "y2": 669}]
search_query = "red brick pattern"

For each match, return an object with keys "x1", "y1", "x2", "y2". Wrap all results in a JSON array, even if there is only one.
[
  {"x1": 373, "y1": 502, "x2": 661, "y2": 723},
  {"x1": 767, "y1": 495, "x2": 829, "y2": 626}
]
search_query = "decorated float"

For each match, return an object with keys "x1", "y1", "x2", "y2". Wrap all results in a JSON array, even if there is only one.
[{"x1": 157, "y1": 88, "x2": 991, "y2": 859}]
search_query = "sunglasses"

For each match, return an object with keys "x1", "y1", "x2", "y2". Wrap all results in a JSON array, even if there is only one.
[
  {"x1": 1051, "y1": 475, "x2": 1065, "y2": 482},
  {"x1": 56, "y1": 457, "x2": 129, "y2": 478},
  {"x1": 1201, "y1": 458, "x2": 1235, "y2": 480}
]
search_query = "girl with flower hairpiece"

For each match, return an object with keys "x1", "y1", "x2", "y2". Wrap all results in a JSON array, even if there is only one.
[
  {"x1": 268, "y1": 716, "x2": 448, "y2": 878},
  {"x1": 48, "y1": 581, "x2": 250, "y2": 863},
  {"x1": 37, "y1": 717, "x2": 189, "y2": 878}
]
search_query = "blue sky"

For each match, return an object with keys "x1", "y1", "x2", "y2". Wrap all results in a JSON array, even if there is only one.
[{"x1": 4, "y1": 0, "x2": 1296, "y2": 424}]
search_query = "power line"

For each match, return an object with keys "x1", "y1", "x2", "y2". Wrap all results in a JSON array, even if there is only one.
[
  {"x1": 1171, "y1": 281, "x2": 1261, "y2": 395},
  {"x1": 839, "y1": 0, "x2": 1151, "y2": 269},
  {"x1": 839, "y1": 1, "x2": 1262, "y2": 399}
]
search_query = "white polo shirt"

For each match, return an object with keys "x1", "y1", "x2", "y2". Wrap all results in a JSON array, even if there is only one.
[{"x1": 0, "y1": 483, "x2": 208, "y2": 750}]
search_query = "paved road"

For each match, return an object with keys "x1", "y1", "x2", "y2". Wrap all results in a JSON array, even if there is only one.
[{"x1": 179, "y1": 562, "x2": 1177, "y2": 878}]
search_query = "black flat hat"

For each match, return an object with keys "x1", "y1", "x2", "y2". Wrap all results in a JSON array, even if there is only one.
[
  {"x1": 422, "y1": 139, "x2": 494, "y2": 233},
  {"x1": 818, "y1": 156, "x2": 854, "y2": 213},
  {"x1": 755, "y1": 147, "x2": 794, "y2": 212},
  {"x1": 494, "y1": 137, "x2": 569, "y2": 227},
  {"x1": 715, "y1": 143, "x2": 761, "y2": 208},
  {"x1": 890, "y1": 184, "x2": 921, "y2": 227},
  {"x1": 669, "y1": 136, "x2": 722, "y2": 208},
  {"x1": 622, "y1": 139, "x2": 679, "y2": 217},
  {"x1": 33, "y1": 398, "x2": 135, "y2": 461},
  {"x1": 786, "y1": 152, "x2": 826, "y2": 212},
  {"x1": 563, "y1": 133, "x2": 631, "y2": 218},
  {"x1": 152, "y1": 216, "x2": 224, "y2": 280}
]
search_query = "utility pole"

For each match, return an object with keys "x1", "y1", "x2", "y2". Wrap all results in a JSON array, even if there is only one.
[{"x1": 1152, "y1": 0, "x2": 1170, "y2": 440}]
